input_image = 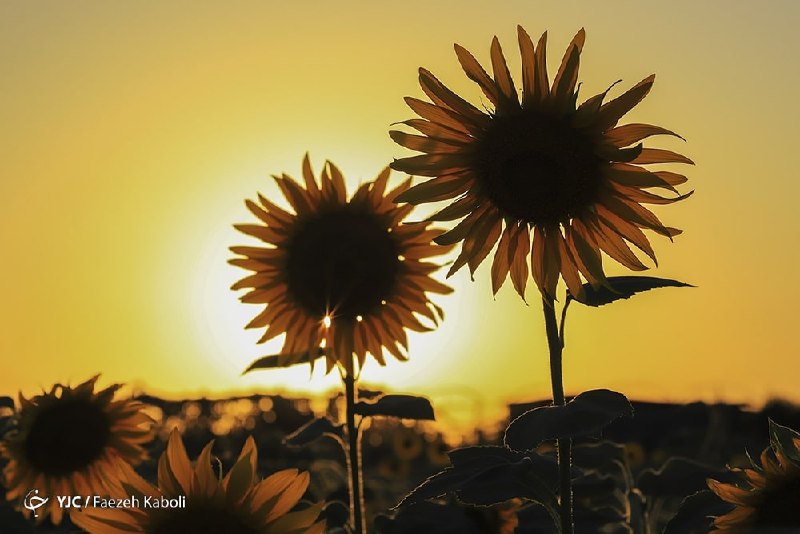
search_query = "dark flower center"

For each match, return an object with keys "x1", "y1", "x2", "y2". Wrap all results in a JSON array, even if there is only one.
[
  {"x1": 471, "y1": 110, "x2": 604, "y2": 225},
  {"x1": 285, "y1": 207, "x2": 401, "y2": 319},
  {"x1": 24, "y1": 397, "x2": 110, "y2": 476},
  {"x1": 753, "y1": 475, "x2": 800, "y2": 527},
  {"x1": 150, "y1": 506, "x2": 261, "y2": 534}
]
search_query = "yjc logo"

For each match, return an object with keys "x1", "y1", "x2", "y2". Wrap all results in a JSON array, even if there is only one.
[{"x1": 23, "y1": 489, "x2": 49, "y2": 518}]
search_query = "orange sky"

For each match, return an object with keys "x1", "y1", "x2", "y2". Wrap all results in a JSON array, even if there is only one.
[{"x1": 2, "y1": 2, "x2": 799, "y2": 434}]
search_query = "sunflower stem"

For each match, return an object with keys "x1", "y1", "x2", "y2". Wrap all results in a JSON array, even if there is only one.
[
  {"x1": 542, "y1": 295, "x2": 574, "y2": 534},
  {"x1": 344, "y1": 367, "x2": 367, "y2": 534}
]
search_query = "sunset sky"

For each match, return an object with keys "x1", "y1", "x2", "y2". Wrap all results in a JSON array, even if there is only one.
[{"x1": 2, "y1": 1, "x2": 799, "y2": 434}]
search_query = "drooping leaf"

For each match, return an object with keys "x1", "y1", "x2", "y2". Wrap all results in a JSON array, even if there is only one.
[
  {"x1": 505, "y1": 389, "x2": 633, "y2": 451},
  {"x1": 768, "y1": 419, "x2": 800, "y2": 466},
  {"x1": 355, "y1": 394, "x2": 435, "y2": 421},
  {"x1": 663, "y1": 490, "x2": 734, "y2": 534},
  {"x1": 637, "y1": 457, "x2": 734, "y2": 498},
  {"x1": 568, "y1": 276, "x2": 693, "y2": 307},
  {"x1": 284, "y1": 417, "x2": 344, "y2": 448},
  {"x1": 243, "y1": 349, "x2": 325, "y2": 374},
  {"x1": 396, "y1": 448, "x2": 560, "y2": 528}
]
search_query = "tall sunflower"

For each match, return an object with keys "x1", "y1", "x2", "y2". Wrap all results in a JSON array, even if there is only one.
[
  {"x1": 390, "y1": 27, "x2": 692, "y2": 300},
  {"x1": 230, "y1": 155, "x2": 452, "y2": 372},
  {"x1": 1, "y1": 376, "x2": 154, "y2": 524},
  {"x1": 72, "y1": 431, "x2": 325, "y2": 534},
  {"x1": 707, "y1": 446, "x2": 800, "y2": 532}
]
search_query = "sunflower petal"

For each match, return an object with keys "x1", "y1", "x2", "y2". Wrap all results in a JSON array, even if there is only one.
[
  {"x1": 594, "y1": 75, "x2": 655, "y2": 131},
  {"x1": 389, "y1": 130, "x2": 461, "y2": 154},
  {"x1": 404, "y1": 97, "x2": 479, "y2": 135},
  {"x1": 517, "y1": 26, "x2": 537, "y2": 105},
  {"x1": 418, "y1": 67, "x2": 485, "y2": 120},
  {"x1": 490, "y1": 222, "x2": 515, "y2": 294},
  {"x1": 533, "y1": 31, "x2": 550, "y2": 102},
  {"x1": 454, "y1": 43, "x2": 501, "y2": 106},
  {"x1": 552, "y1": 33, "x2": 583, "y2": 106},
  {"x1": 605, "y1": 123, "x2": 684, "y2": 146},
  {"x1": 631, "y1": 148, "x2": 695, "y2": 165},
  {"x1": 509, "y1": 224, "x2": 531, "y2": 299},
  {"x1": 490, "y1": 36, "x2": 519, "y2": 106}
]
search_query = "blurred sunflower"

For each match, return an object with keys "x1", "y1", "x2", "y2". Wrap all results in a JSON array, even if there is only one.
[
  {"x1": 1, "y1": 376, "x2": 153, "y2": 524},
  {"x1": 231, "y1": 155, "x2": 452, "y2": 372},
  {"x1": 72, "y1": 431, "x2": 325, "y2": 534},
  {"x1": 707, "y1": 446, "x2": 800, "y2": 532},
  {"x1": 391, "y1": 27, "x2": 692, "y2": 300}
]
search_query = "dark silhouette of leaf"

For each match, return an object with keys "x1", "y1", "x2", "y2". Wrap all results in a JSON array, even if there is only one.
[
  {"x1": 284, "y1": 416, "x2": 344, "y2": 448},
  {"x1": 568, "y1": 276, "x2": 693, "y2": 307},
  {"x1": 663, "y1": 490, "x2": 734, "y2": 534},
  {"x1": 447, "y1": 445, "x2": 525, "y2": 468},
  {"x1": 637, "y1": 457, "x2": 733, "y2": 498},
  {"x1": 505, "y1": 389, "x2": 633, "y2": 451},
  {"x1": 0, "y1": 397, "x2": 14, "y2": 410},
  {"x1": 769, "y1": 419, "x2": 800, "y2": 466},
  {"x1": 242, "y1": 348, "x2": 325, "y2": 374},
  {"x1": 396, "y1": 449, "x2": 559, "y2": 526},
  {"x1": 355, "y1": 394, "x2": 435, "y2": 420}
]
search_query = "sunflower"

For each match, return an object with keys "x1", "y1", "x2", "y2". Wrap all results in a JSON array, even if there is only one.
[
  {"x1": 230, "y1": 155, "x2": 452, "y2": 372},
  {"x1": 1, "y1": 376, "x2": 154, "y2": 524},
  {"x1": 390, "y1": 27, "x2": 692, "y2": 300},
  {"x1": 707, "y1": 446, "x2": 800, "y2": 532},
  {"x1": 72, "y1": 430, "x2": 325, "y2": 534}
]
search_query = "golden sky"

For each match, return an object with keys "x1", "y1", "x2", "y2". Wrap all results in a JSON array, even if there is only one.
[{"x1": 2, "y1": 1, "x2": 799, "y2": 433}]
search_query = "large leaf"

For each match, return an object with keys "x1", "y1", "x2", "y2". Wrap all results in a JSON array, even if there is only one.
[
  {"x1": 504, "y1": 390, "x2": 633, "y2": 451},
  {"x1": 637, "y1": 457, "x2": 734, "y2": 498},
  {"x1": 284, "y1": 417, "x2": 344, "y2": 448},
  {"x1": 769, "y1": 419, "x2": 800, "y2": 467},
  {"x1": 568, "y1": 276, "x2": 693, "y2": 307},
  {"x1": 663, "y1": 490, "x2": 734, "y2": 534},
  {"x1": 243, "y1": 348, "x2": 325, "y2": 374},
  {"x1": 355, "y1": 394, "x2": 435, "y2": 421},
  {"x1": 397, "y1": 447, "x2": 560, "y2": 528}
]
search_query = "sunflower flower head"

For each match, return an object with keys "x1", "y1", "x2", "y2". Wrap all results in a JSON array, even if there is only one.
[
  {"x1": 391, "y1": 27, "x2": 692, "y2": 301},
  {"x1": 230, "y1": 155, "x2": 453, "y2": 373},
  {"x1": 72, "y1": 430, "x2": 325, "y2": 534},
  {"x1": 1, "y1": 376, "x2": 154, "y2": 524},
  {"x1": 707, "y1": 433, "x2": 800, "y2": 532}
]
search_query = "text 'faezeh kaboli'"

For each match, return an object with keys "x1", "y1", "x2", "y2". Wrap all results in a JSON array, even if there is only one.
[{"x1": 57, "y1": 494, "x2": 186, "y2": 510}]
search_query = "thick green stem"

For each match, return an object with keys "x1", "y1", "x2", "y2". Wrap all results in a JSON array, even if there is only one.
[
  {"x1": 344, "y1": 369, "x2": 367, "y2": 534},
  {"x1": 542, "y1": 295, "x2": 573, "y2": 534}
]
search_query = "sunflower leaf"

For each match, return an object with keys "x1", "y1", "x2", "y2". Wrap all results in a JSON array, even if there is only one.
[
  {"x1": 637, "y1": 457, "x2": 735, "y2": 498},
  {"x1": 242, "y1": 349, "x2": 326, "y2": 374},
  {"x1": 354, "y1": 394, "x2": 435, "y2": 421},
  {"x1": 395, "y1": 448, "x2": 559, "y2": 528},
  {"x1": 285, "y1": 417, "x2": 344, "y2": 449},
  {"x1": 663, "y1": 490, "x2": 734, "y2": 534},
  {"x1": 768, "y1": 419, "x2": 800, "y2": 467},
  {"x1": 568, "y1": 276, "x2": 694, "y2": 307},
  {"x1": 504, "y1": 389, "x2": 633, "y2": 451}
]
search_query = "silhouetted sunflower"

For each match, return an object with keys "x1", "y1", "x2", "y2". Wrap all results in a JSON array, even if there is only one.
[
  {"x1": 72, "y1": 431, "x2": 325, "y2": 534},
  {"x1": 231, "y1": 155, "x2": 452, "y2": 372},
  {"x1": 391, "y1": 27, "x2": 692, "y2": 300},
  {"x1": 707, "y1": 446, "x2": 800, "y2": 532},
  {"x1": 1, "y1": 376, "x2": 153, "y2": 524}
]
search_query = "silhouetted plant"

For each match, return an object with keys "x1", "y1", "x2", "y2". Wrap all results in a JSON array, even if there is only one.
[
  {"x1": 231, "y1": 156, "x2": 451, "y2": 533},
  {"x1": 390, "y1": 26, "x2": 692, "y2": 533}
]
